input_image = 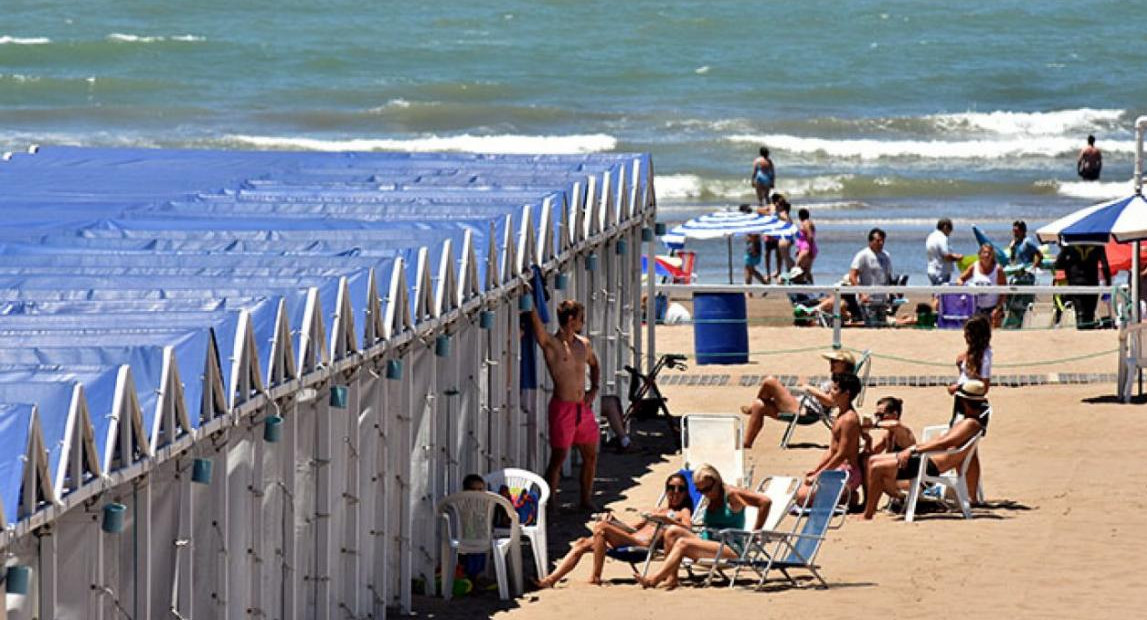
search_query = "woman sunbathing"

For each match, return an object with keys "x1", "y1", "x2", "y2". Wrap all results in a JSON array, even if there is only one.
[
  {"x1": 635, "y1": 464, "x2": 772, "y2": 590},
  {"x1": 534, "y1": 472, "x2": 694, "y2": 587},
  {"x1": 862, "y1": 380, "x2": 991, "y2": 519}
]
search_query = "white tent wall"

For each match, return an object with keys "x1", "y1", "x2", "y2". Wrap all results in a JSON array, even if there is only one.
[
  {"x1": 1, "y1": 153, "x2": 654, "y2": 620},
  {"x1": 456, "y1": 319, "x2": 484, "y2": 482},
  {"x1": 385, "y1": 350, "x2": 413, "y2": 615},
  {"x1": 145, "y1": 464, "x2": 181, "y2": 618},
  {"x1": 52, "y1": 509, "x2": 99, "y2": 618},
  {"x1": 225, "y1": 425, "x2": 256, "y2": 617},
  {"x1": 292, "y1": 397, "x2": 321, "y2": 619},
  {"x1": 332, "y1": 379, "x2": 361, "y2": 617},
  {"x1": 356, "y1": 369, "x2": 387, "y2": 618},
  {"x1": 405, "y1": 344, "x2": 436, "y2": 598},
  {"x1": 256, "y1": 401, "x2": 295, "y2": 619}
]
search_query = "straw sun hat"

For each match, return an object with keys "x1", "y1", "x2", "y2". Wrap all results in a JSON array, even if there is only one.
[{"x1": 955, "y1": 380, "x2": 988, "y2": 401}]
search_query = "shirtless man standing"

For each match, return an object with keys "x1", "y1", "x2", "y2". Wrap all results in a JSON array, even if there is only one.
[
  {"x1": 1077, "y1": 134, "x2": 1102, "y2": 181},
  {"x1": 529, "y1": 299, "x2": 600, "y2": 511},
  {"x1": 794, "y1": 372, "x2": 863, "y2": 507}
]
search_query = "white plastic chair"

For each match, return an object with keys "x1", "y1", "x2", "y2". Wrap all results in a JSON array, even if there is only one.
[
  {"x1": 484, "y1": 467, "x2": 551, "y2": 579},
  {"x1": 1118, "y1": 323, "x2": 1147, "y2": 402},
  {"x1": 682, "y1": 414, "x2": 751, "y2": 486},
  {"x1": 904, "y1": 425, "x2": 983, "y2": 523},
  {"x1": 438, "y1": 491, "x2": 523, "y2": 600}
]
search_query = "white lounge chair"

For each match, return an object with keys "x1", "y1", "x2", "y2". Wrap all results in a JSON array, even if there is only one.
[
  {"x1": 484, "y1": 467, "x2": 551, "y2": 579},
  {"x1": 904, "y1": 424, "x2": 984, "y2": 522},
  {"x1": 437, "y1": 490, "x2": 523, "y2": 600},
  {"x1": 682, "y1": 414, "x2": 751, "y2": 486},
  {"x1": 1118, "y1": 323, "x2": 1147, "y2": 402}
]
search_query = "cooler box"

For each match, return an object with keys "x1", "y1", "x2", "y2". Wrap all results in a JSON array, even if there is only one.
[{"x1": 692, "y1": 292, "x2": 749, "y2": 365}]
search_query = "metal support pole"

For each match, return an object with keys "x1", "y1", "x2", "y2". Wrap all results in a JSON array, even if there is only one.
[
  {"x1": 727, "y1": 236, "x2": 734, "y2": 285},
  {"x1": 1134, "y1": 115, "x2": 1146, "y2": 324},
  {"x1": 645, "y1": 221, "x2": 657, "y2": 373},
  {"x1": 832, "y1": 284, "x2": 843, "y2": 349}
]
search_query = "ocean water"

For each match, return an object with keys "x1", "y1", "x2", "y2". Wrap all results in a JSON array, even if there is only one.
[{"x1": 4, "y1": 0, "x2": 1146, "y2": 282}]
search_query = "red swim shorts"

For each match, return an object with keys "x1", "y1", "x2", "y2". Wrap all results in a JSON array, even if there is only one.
[{"x1": 548, "y1": 398, "x2": 599, "y2": 449}]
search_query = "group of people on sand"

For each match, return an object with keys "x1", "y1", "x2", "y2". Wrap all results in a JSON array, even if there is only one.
[
  {"x1": 744, "y1": 137, "x2": 1109, "y2": 328},
  {"x1": 739, "y1": 315, "x2": 991, "y2": 519},
  {"x1": 520, "y1": 271, "x2": 994, "y2": 590}
]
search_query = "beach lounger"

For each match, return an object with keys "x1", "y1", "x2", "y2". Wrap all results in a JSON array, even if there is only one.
[
  {"x1": 904, "y1": 424, "x2": 984, "y2": 522},
  {"x1": 727, "y1": 470, "x2": 848, "y2": 589},
  {"x1": 682, "y1": 414, "x2": 751, "y2": 486},
  {"x1": 779, "y1": 349, "x2": 870, "y2": 448}
]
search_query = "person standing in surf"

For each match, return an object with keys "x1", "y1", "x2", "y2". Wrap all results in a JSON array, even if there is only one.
[
  {"x1": 1077, "y1": 134, "x2": 1102, "y2": 181},
  {"x1": 750, "y1": 146, "x2": 775, "y2": 206}
]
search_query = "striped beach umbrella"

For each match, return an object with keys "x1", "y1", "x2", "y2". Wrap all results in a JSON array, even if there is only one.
[
  {"x1": 661, "y1": 210, "x2": 797, "y2": 249},
  {"x1": 1035, "y1": 193, "x2": 1147, "y2": 245},
  {"x1": 659, "y1": 209, "x2": 798, "y2": 283},
  {"x1": 1036, "y1": 191, "x2": 1147, "y2": 327}
]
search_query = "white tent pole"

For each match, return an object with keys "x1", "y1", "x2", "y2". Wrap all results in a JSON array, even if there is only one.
[
  {"x1": 645, "y1": 221, "x2": 656, "y2": 374},
  {"x1": 1135, "y1": 116, "x2": 1145, "y2": 324},
  {"x1": 727, "y1": 236, "x2": 734, "y2": 285}
]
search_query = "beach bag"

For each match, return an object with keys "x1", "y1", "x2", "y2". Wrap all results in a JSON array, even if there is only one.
[{"x1": 493, "y1": 485, "x2": 540, "y2": 527}]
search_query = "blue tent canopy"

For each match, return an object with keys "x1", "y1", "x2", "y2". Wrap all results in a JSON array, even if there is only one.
[{"x1": 0, "y1": 146, "x2": 650, "y2": 526}]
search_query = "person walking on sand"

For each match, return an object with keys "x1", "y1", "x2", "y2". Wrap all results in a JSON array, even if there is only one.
[
  {"x1": 1077, "y1": 134, "x2": 1102, "y2": 181},
  {"x1": 528, "y1": 299, "x2": 601, "y2": 511},
  {"x1": 751, "y1": 146, "x2": 775, "y2": 206}
]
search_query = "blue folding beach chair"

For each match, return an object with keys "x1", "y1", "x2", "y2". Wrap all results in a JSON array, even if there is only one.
[{"x1": 731, "y1": 469, "x2": 848, "y2": 590}]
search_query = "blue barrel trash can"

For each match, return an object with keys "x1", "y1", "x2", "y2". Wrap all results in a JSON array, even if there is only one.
[{"x1": 692, "y1": 292, "x2": 749, "y2": 365}]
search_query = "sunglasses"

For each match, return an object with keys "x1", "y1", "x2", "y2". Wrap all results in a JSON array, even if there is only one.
[
  {"x1": 665, "y1": 484, "x2": 687, "y2": 493},
  {"x1": 695, "y1": 481, "x2": 716, "y2": 494}
]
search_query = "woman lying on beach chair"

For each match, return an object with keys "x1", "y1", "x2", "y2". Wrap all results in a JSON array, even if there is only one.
[
  {"x1": 635, "y1": 464, "x2": 772, "y2": 590},
  {"x1": 534, "y1": 472, "x2": 695, "y2": 588}
]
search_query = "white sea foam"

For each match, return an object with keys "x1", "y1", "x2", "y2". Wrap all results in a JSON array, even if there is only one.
[
  {"x1": 728, "y1": 133, "x2": 1136, "y2": 160},
  {"x1": 226, "y1": 133, "x2": 617, "y2": 155},
  {"x1": 0, "y1": 36, "x2": 51, "y2": 45},
  {"x1": 928, "y1": 108, "x2": 1124, "y2": 136},
  {"x1": 1051, "y1": 178, "x2": 1138, "y2": 201},
  {"x1": 107, "y1": 33, "x2": 204, "y2": 43},
  {"x1": 654, "y1": 174, "x2": 705, "y2": 199},
  {"x1": 656, "y1": 173, "x2": 853, "y2": 201},
  {"x1": 367, "y1": 99, "x2": 427, "y2": 113}
]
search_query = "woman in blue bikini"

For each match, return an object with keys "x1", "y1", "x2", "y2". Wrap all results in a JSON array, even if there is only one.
[
  {"x1": 635, "y1": 464, "x2": 772, "y2": 590},
  {"x1": 751, "y1": 146, "x2": 774, "y2": 206}
]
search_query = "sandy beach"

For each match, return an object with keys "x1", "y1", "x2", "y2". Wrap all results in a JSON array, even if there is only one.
[{"x1": 414, "y1": 306, "x2": 1146, "y2": 618}]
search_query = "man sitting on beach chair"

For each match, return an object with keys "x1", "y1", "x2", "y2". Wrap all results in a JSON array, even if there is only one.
[
  {"x1": 794, "y1": 372, "x2": 863, "y2": 509},
  {"x1": 739, "y1": 350, "x2": 856, "y2": 449}
]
